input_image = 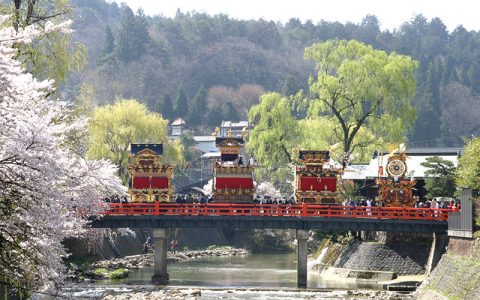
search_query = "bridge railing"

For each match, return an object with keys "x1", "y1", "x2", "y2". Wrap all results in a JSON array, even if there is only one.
[{"x1": 99, "y1": 203, "x2": 455, "y2": 221}]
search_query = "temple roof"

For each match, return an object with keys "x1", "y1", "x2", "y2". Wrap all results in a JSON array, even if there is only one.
[
  {"x1": 344, "y1": 148, "x2": 460, "y2": 180},
  {"x1": 130, "y1": 143, "x2": 163, "y2": 155}
]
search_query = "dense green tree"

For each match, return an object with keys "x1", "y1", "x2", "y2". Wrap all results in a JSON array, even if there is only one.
[
  {"x1": 87, "y1": 99, "x2": 183, "y2": 183},
  {"x1": 223, "y1": 101, "x2": 240, "y2": 122},
  {"x1": 305, "y1": 40, "x2": 418, "y2": 166},
  {"x1": 206, "y1": 103, "x2": 224, "y2": 127},
  {"x1": 115, "y1": 7, "x2": 150, "y2": 63},
  {"x1": 158, "y1": 93, "x2": 174, "y2": 121},
  {"x1": 180, "y1": 132, "x2": 198, "y2": 163},
  {"x1": 421, "y1": 156, "x2": 457, "y2": 198},
  {"x1": 456, "y1": 138, "x2": 480, "y2": 191},
  {"x1": 282, "y1": 74, "x2": 299, "y2": 96},
  {"x1": 101, "y1": 25, "x2": 115, "y2": 58},
  {"x1": 187, "y1": 85, "x2": 208, "y2": 125},
  {"x1": 175, "y1": 85, "x2": 189, "y2": 119}
]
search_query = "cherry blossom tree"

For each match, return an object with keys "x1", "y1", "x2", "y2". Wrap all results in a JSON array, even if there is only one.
[
  {"x1": 0, "y1": 16, "x2": 124, "y2": 293},
  {"x1": 255, "y1": 182, "x2": 282, "y2": 200}
]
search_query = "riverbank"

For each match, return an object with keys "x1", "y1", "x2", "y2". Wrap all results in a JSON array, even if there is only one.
[
  {"x1": 67, "y1": 247, "x2": 249, "y2": 282},
  {"x1": 64, "y1": 286, "x2": 415, "y2": 300},
  {"x1": 416, "y1": 237, "x2": 480, "y2": 300}
]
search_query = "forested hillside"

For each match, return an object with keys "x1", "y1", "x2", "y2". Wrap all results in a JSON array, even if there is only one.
[{"x1": 68, "y1": 0, "x2": 480, "y2": 146}]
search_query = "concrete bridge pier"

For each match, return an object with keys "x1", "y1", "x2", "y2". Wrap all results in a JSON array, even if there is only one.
[
  {"x1": 152, "y1": 228, "x2": 169, "y2": 284},
  {"x1": 426, "y1": 232, "x2": 448, "y2": 274},
  {"x1": 296, "y1": 229, "x2": 309, "y2": 288}
]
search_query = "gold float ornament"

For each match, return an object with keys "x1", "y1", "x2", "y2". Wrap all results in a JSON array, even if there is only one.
[
  {"x1": 241, "y1": 127, "x2": 248, "y2": 139},
  {"x1": 386, "y1": 159, "x2": 407, "y2": 177},
  {"x1": 212, "y1": 127, "x2": 220, "y2": 137}
]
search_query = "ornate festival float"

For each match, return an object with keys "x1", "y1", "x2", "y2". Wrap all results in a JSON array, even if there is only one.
[
  {"x1": 376, "y1": 146, "x2": 416, "y2": 207},
  {"x1": 127, "y1": 143, "x2": 175, "y2": 202},
  {"x1": 294, "y1": 150, "x2": 341, "y2": 204},
  {"x1": 212, "y1": 130, "x2": 255, "y2": 202}
]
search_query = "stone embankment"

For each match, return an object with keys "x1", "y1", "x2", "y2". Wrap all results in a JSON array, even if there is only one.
[
  {"x1": 67, "y1": 247, "x2": 248, "y2": 282},
  {"x1": 311, "y1": 233, "x2": 434, "y2": 279},
  {"x1": 417, "y1": 237, "x2": 480, "y2": 300}
]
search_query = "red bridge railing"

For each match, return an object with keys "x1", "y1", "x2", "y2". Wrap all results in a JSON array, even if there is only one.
[{"x1": 99, "y1": 203, "x2": 456, "y2": 221}]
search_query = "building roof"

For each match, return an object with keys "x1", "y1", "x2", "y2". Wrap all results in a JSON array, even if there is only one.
[
  {"x1": 194, "y1": 136, "x2": 215, "y2": 142},
  {"x1": 194, "y1": 136, "x2": 218, "y2": 153},
  {"x1": 171, "y1": 118, "x2": 186, "y2": 126},
  {"x1": 221, "y1": 121, "x2": 249, "y2": 128},
  {"x1": 344, "y1": 148, "x2": 460, "y2": 180},
  {"x1": 381, "y1": 148, "x2": 461, "y2": 156},
  {"x1": 202, "y1": 152, "x2": 221, "y2": 158}
]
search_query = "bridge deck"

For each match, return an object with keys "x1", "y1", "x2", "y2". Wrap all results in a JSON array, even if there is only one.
[{"x1": 89, "y1": 203, "x2": 453, "y2": 233}]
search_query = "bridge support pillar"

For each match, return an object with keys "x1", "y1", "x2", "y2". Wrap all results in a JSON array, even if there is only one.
[
  {"x1": 426, "y1": 232, "x2": 448, "y2": 274},
  {"x1": 152, "y1": 228, "x2": 169, "y2": 284},
  {"x1": 296, "y1": 229, "x2": 309, "y2": 288}
]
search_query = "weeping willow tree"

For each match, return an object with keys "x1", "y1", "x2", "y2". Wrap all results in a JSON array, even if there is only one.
[
  {"x1": 87, "y1": 99, "x2": 184, "y2": 183},
  {"x1": 305, "y1": 40, "x2": 418, "y2": 167},
  {"x1": 247, "y1": 92, "x2": 386, "y2": 193}
]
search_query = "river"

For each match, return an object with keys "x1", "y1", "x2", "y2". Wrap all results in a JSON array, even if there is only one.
[
  {"x1": 54, "y1": 252, "x2": 415, "y2": 299},
  {"x1": 96, "y1": 252, "x2": 382, "y2": 289}
]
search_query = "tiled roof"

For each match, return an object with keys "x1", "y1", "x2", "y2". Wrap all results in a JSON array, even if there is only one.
[{"x1": 171, "y1": 118, "x2": 186, "y2": 126}]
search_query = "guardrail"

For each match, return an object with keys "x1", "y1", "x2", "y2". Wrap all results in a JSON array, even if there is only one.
[{"x1": 99, "y1": 203, "x2": 456, "y2": 221}]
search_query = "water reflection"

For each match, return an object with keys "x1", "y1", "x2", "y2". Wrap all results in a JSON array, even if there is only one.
[{"x1": 96, "y1": 252, "x2": 382, "y2": 290}]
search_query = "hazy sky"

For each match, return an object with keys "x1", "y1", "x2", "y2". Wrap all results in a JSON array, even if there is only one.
[{"x1": 113, "y1": 0, "x2": 479, "y2": 32}]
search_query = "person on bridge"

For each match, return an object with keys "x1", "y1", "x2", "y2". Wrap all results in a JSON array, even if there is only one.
[{"x1": 248, "y1": 153, "x2": 256, "y2": 166}]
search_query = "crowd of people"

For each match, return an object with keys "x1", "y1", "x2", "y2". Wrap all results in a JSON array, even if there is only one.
[
  {"x1": 415, "y1": 198, "x2": 460, "y2": 209},
  {"x1": 254, "y1": 195, "x2": 296, "y2": 205},
  {"x1": 341, "y1": 198, "x2": 378, "y2": 208},
  {"x1": 102, "y1": 193, "x2": 460, "y2": 211},
  {"x1": 174, "y1": 194, "x2": 213, "y2": 204},
  {"x1": 103, "y1": 195, "x2": 129, "y2": 204}
]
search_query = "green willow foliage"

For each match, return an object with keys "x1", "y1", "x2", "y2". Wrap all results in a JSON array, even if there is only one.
[
  {"x1": 87, "y1": 99, "x2": 184, "y2": 183},
  {"x1": 305, "y1": 40, "x2": 417, "y2": 166},
  {"x1": 456, "y1": 138, "x2": 480, "y2": 191}
]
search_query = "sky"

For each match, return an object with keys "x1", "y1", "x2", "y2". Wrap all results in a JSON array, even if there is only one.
[{"x1": 112, "y1": 0, "x2": 480, "y2": 32}]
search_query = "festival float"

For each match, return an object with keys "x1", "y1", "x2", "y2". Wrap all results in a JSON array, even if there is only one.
[
  {"x1": 212, "y1": 130, "x2": 255, "y2": 202},
  {"x1": 294, "y1": 150, "x2": 341, "y2": 204},
  {"x1": 376, "y1": 146, "x2": 416, "y2": 207},
  {"x1": 127, "y1": 143, "x2": 175, "y2": 202}
]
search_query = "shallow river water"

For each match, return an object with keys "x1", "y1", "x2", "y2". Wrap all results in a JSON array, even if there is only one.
[
  {"x1": 97, "y1": 252, "x2": 383, "y2": 290},
  {"x1": 38, "y1": 253, "x2": 415, "y2": 299}
]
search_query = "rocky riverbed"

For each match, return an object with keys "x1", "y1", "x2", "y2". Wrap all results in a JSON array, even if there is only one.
[
  {"x1": 65, "y1": 286, "x2": 415, "y2": 300},
  {"x1": 67, "y1": 247, "x2": 249, "y2": 282}
]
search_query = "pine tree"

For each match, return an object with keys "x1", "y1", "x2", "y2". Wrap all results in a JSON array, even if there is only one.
[
  {"x1": 175, "y1": 86, "x2": 189, "y2": 118},
  {"x1": 115, "y1": 7, "x2": 136, "y2": 63},
  {"x1": 159, "y1": 93, "x2": 174, "y2": 120},
  {"x1": 223, "y1": 102, "x2": 240, "y2": 122},
  {"x1": 187, "y1": 85, "x2": 208, "y2": 126},
  {"x1": 102, "y1": 26, "x2": 115, "y2": 58},
  {"x1": 206, "y1": 104, "x2": 224, "y2": 126},
  {"x1": 115, "y1": 8, "x2": 150, "y2": 63}
]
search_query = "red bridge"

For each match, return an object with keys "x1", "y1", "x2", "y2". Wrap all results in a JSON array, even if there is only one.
[
  {"x1": 101, "y1": 202, "x2": 453, "y2": 220},
  {"x1": 90, "y1": 203, "x2": 455, "y2": 234},
  {"x1": 89, "y1": 202, "x2": 458, "y2": 287}
]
